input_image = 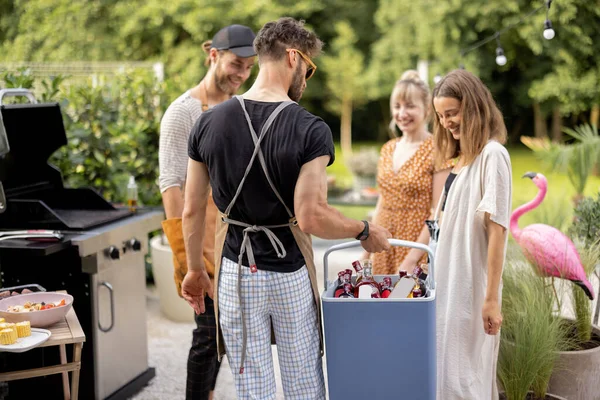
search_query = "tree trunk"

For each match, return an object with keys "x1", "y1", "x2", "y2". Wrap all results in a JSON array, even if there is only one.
[
  {"x1": 591, "y1": 103, "x2": 599, "y2": 127},
  {"x1": 509, "y1": 117, "x2": 523, "y2": 145},
  {"x1": 551, "y1": 106, "x2": 562, "y2": 143},
  {"x1": 340, "y1": 95, "x2": 353, "y2": 157},
  {"x1": 533, "y1": 101, "x2": 548, "y2": 138}
]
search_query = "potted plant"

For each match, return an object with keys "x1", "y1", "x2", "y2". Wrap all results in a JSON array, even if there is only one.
[
  {"x1": 498, "y1": 261, "x2": 569, "y2": 400},
  {"x1": 547, "y1": 237, "x2": 600, "y2": 400},
  {"x1": 346, "y1": 148, "x2": 379, "y2": 192}
]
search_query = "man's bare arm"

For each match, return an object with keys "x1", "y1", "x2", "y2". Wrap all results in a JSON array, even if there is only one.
[
  {"x1": 294, "y1": 156, "x2": 392, "y2": 255},
  {"x1": 162, "y1": 186, "x2": 184, "y2": 219},
  {"x1": 182, "y1": 159, "x2": 211, "y2": 273},
  {"x1": 295, "y1": 156, "x2": 364, "y2": 239}
]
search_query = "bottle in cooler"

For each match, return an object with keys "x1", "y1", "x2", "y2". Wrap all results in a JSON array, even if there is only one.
[
  {"x1": 334, "y1": 269, "x2": 355, "y2": 298},
  {"x1": 379, "y1": 276, "x2": 392, "y2": 298},
  {"x1": 352, "y1": 260, "x2": 364, "y2": 284},
  {"x1": 353, "y1": 260, "x2": 380, "y2": 298},
  {"x1": 390, "y1": 268, "x2": 415, "y2": 298}
]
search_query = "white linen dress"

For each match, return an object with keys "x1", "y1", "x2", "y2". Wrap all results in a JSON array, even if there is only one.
[{"x1": 435, "y1": 140, "x2": 512, "y2": 400}]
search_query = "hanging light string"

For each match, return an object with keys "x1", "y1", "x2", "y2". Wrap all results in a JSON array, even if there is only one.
[{"x1": 458, "y1": 0, "x2": 555, "y2": 65}]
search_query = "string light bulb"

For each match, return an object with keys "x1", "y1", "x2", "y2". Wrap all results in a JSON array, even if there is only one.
[
  {"x1": 543, "y1": 0, "x2": 555, "y2": 40},
  {"x1": 495, "y1": 48, "x2": 507, "y2": 66},
  {"x1": 543, "y1": 20, "x2": 555, "y2": 40},
  {"x1": 495, "y1": 34, "x2": 507, "y2": 66},
  {"x1": 433, "y1": 73, "x2": 442, "y2": 84}
]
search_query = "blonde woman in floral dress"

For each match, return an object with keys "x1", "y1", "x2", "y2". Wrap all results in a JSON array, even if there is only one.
[{"x1": 367, "y1": 70, "x2": 452, "y2": 275}]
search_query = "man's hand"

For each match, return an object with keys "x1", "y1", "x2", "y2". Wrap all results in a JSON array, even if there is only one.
[
  {"x1": 482, "y1": 299, "x2": 502, "y2": 335},
  {"x1": 181, "y1": 270, "x2": 214, "y2": 315},
  {"x1": 360, "y1": 223, "x2": 392, "y2": 253}
]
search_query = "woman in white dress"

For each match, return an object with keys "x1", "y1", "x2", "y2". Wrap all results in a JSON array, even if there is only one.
[{"x1": 431, "y1": 70, "x2": 512, "y2": 400}]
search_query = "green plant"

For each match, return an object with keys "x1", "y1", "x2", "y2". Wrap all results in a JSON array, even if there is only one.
[
  {"x1": 499, "y1": 261, "x2": 570, "y2": 400},
  {"x1": 569, "y1": 192, "x2": 600, "y2": 246},
  {"x1": 1, "y1": 68, "x2": 168, "y2": 206},
  {"x1": 521, "y1": 124, "x2": 600, "y2": 203},
  {"x1": 570, "y1": 238, "x2": 600, "y2": 344}
]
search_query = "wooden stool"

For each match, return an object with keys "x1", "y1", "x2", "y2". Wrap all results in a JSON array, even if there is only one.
[{"x1": 0, "y1": 298, "x2": 86, "y2": 400}]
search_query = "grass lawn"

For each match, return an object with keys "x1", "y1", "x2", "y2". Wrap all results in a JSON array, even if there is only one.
[{"x1": 328, "y1": 143, "x2": 600, "y2": 228}]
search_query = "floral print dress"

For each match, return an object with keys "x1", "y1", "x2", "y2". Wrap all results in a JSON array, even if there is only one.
[{"x1": 372, "y1": 137, "x2": 450, "y2": 275}]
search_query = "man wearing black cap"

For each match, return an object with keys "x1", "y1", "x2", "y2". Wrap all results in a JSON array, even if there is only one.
[{"x1": 159, "y1": 24, "x2": 256, "y2": 400}]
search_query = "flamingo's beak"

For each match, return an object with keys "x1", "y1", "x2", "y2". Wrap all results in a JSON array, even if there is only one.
[{"x1": 522, "y1": 172, "x2": 537, "y2": 179}]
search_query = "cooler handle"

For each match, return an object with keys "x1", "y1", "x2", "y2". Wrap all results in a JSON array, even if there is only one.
[
  {"x1": 0, "y1": 89, "x2": 38, "y2": 105},
  {"x1": 322, "y1": 239, "x2": 435, "y2": 290}
]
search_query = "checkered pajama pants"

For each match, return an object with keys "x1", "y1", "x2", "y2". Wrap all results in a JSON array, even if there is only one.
[{"x1": 218, "y1": 257, "x2": 326, "y2": 400}]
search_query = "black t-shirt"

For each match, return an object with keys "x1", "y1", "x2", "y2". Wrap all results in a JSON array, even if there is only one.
[
  {"x1": 442, "y1": 172, "x2": 457, "y2": 211},
  {"x1": 188, "y1": 98, "x2": 335, "y2": 272}
]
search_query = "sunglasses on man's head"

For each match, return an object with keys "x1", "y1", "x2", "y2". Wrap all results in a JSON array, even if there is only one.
[{"x1": 286, "y1": 48, "x2": 317, "y2": 80}]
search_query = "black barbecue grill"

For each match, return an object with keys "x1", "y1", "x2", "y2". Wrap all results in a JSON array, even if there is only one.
[
  {"x1": 0, "y1": 99, "x2": 132, "y2": 231},
  {"x1": 0, "y1": 89, "x2": 162, "y2": 400}
]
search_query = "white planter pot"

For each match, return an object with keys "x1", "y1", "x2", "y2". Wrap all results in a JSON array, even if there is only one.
[
  {"x1": 150, "y1": 235, "x2": 194, "y2": 323},
  {"x1": 548, "y1": 324, "x2": 600, "y2": 400}
]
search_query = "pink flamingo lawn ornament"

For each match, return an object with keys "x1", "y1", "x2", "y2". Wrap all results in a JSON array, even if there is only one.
[{"x1": 510, "y1": 172, "x2": 595, "y2": 300}]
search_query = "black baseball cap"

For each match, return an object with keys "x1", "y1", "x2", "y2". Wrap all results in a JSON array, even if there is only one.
[{"x1": 211, "y1": 25, "x2": 256, "y2": 58}]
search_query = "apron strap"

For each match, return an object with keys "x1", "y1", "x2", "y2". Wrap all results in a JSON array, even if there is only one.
[{"x1": 226, "y1": 95, "x2": 295, "y2": 218}]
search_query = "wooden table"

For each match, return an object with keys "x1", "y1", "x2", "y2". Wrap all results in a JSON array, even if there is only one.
[{"x1": 0, "y1": 299, "x2": 86, "y2": 400}]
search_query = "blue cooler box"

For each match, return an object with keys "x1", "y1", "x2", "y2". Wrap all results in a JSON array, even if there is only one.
[{"x1": 321, "y1": 239, "x2": 436, "y2": 400}]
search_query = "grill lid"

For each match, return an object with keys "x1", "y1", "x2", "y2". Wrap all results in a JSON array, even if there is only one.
[{"x1": 0, "y1": 90, "x2": 132, "y2": 231}]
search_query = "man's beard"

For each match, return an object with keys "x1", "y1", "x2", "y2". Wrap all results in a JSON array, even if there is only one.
[
  {"x1": 214, "y1": 61, "x2": 236, "y2": 96},
  {"x1": 287, "y1": 63, "x2": 305, "y2": 102}
]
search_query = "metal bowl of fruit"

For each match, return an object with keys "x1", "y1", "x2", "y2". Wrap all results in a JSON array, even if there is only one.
[{"x1": 0, "y1": 291, "x2": 73, "y2": 328}]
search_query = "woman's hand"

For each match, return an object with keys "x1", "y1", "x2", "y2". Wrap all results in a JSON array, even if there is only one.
[
  {"x1": 398, "y1": 258, "x2": 419, "y2": 274},
  {"x1": 482, "y1": 299, "x2": 502, "y2": 335}
]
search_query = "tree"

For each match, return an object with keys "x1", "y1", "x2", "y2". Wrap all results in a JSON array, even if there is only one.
[
  {"x1": 321, "y1": 21, "x2": 366, "y2": 157},
  {"x1": 368, "y1": 0, "x2": 600, "y2": 143}
]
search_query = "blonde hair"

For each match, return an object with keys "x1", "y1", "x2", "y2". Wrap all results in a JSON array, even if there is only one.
[
  {"x1": 389, "y1": 70, "x2": 431, "y2": 137},
  {"x1": 432, "y1": 69, "x2": 507, "y2": 168}
]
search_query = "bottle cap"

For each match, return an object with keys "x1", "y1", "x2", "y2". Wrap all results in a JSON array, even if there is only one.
[
  {"x1": 352, "y1": 260, "x2": 363, "y2": 272},
  {"x1": 128, "y1": 176, "x2": 136, "y2": 186}
]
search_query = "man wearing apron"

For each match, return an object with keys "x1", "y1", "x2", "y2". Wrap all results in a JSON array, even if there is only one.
[
  {"x1": 182, "y1": 17, "x2": 392, "y2": 399},
  {"x1": 158, "y1": 25, "x2": 256, "y2": 400}
]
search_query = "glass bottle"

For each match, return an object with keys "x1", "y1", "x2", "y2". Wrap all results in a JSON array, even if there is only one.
[
  {"x1": 411, "y1": 264, "x2": 427, "y2": 297},
  {"x1": 334, "y1": 269, "x2": 354, "y2": 298},
  {"x1": 352, "y1": 260, "x2": 364, "y2": 284},
  {"x1": 127, "y1": 175, "x2": 138, "y2": 213},
  {"x1": 379, "y1": 276, "x2": 392, "y2": 298},
  {"x1": 391, "y1": 269, "x2": 415, "y2": 298},
  {"x1": 338, "y1": 283, "x2": 355, "y2": 298},
  {"x1": 353, "y1": 260, "x2": 381, "y2": 298}
]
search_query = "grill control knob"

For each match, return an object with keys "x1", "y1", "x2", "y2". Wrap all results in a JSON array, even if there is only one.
[
  {"x1": 105, "y1": 246, "x2": 120, "y2": 260},
  {"x1": 127, "y1": 238, "x2": 142, "y2": 252}
]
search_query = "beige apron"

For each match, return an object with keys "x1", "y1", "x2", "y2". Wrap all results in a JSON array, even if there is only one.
[{"x1": 212, "y1": 96, "x2": 323, "y2": 368}]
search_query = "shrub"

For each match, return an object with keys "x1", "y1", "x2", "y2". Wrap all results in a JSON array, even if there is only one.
[{"x1": 1, "y1": 68, "x2": 170, "y2": 206}]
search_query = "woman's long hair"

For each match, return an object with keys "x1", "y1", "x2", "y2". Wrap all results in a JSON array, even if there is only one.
[{"x1": 432, "y1": 69, "x2": 506, "y2": 168}]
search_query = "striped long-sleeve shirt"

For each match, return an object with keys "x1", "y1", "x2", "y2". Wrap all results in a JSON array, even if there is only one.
[{"x1": 158, "y1": 91, "x2": 204, "y2": 193}]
